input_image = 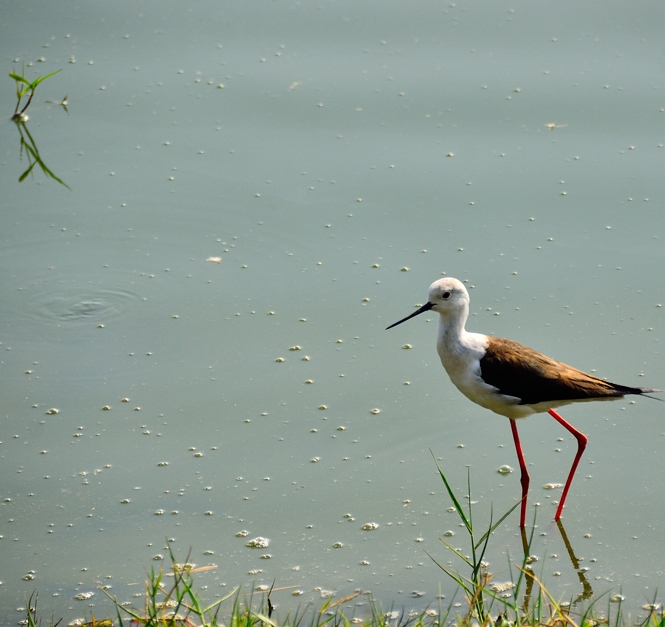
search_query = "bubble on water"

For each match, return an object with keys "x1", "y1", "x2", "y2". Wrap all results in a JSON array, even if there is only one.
[
  {"x1": 362, "y1": 522, "x2": 379, "y2": 531},
  {"x1": 75, "y1": 592, "x2": 94, "y2": 600},
  {"x1": 46, "y1": 408, "x2": 59, "y2": 415},
  {"x1": 332, "y1": 542, "x2": 343, "y2": 548},
  {"x1": 246, "y1": 537, "x2": 269, "y2": 548},
  {"x1": 370, "y1": 408, "x2": 380, "y2": 414},
  {"x1": 497, "y1": 465, "x2": 513, "y2": 475},
  {"x1": 543, "y1": 483, "x2": 562, "y2": 490}
]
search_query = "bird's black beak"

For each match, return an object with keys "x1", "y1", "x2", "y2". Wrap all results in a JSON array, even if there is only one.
[{"x1": 386, "y1": 302, "x2": 434, "y2": 330}]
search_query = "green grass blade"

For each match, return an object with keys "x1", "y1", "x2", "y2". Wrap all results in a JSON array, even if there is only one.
[
  {"x1": 18, "y1": 161, "x2": 38, "y2": 182},
  {"x1": 252, "y1": 611, "x2": 278, "y2": 627},
  {"x1": 9, "y1": 72, "x2": 31, "y2": 86},
  {"x1": 29, "y1": 69, "x2": 62, "y2": 88},
  {"x1": 437, "y1": 539, "x2": 473, "y2": 568},
  {"x1": 430, "y1": 450, "x2": 471, "y2": 532},
  {"x1": 474, "y1": 500, "x2": 521, "y2": 550}
]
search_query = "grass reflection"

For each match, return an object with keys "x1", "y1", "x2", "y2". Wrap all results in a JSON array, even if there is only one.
[{"x1": 13, "y1": 119, "x2": 71, "y2": 189}]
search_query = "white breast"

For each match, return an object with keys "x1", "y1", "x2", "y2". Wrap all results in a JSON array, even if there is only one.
[{"x1": 436, "y1": 329, "x2": 532, "y2": 418}]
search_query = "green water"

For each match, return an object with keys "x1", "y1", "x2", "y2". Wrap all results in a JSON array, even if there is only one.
[{"x1": 1, "y1": 0, "x2": 664, "y2": 623}]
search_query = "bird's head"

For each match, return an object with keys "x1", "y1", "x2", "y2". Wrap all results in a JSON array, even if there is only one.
[
  {"x1": 386, "y1": 277, "x2": 469, "y2": 330},
  {"x1": 427, "y1": 277, "x2": 469, "y2": 315}
]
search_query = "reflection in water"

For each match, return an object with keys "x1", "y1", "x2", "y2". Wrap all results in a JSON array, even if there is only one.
[
  {"x1": 13, "y1": 119, "x2": 70, "y2": 189},
  {"x1": 45, "y1": 95, "x2": 69, "y2": 113},
  {"x1": 556, "y1": 520, "x2": 594, "y2": 604},
  {"x1": 518, "y1": 521, "x2": 593, "y2": 614}
]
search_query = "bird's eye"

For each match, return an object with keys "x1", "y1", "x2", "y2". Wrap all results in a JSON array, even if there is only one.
[{"x1": 442, "y1": 291, "x2": 451, "y2": 299}]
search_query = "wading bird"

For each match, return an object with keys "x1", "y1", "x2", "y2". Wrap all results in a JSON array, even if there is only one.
[{"x1": 387, "y1": 277, "x2": 660, "y2": 527}]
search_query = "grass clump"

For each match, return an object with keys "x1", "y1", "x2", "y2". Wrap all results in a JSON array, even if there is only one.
[
  {"x1": 9, "y1": 65, "x2": 61, "y2": 121},
  {"x1": 428, "y1": 456, "x2": 664, "y2": 627},
  {"x1": 21, "y1": 464, "x2": 665, "y2": 627}
]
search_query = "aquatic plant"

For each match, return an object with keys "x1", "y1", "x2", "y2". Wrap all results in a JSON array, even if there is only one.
[
  {"x1": 9, "y1": 65, "x2": 61, "y2": 121},
  {"x1": 20, "y1": 470, "x2": 665, "y2": 627}
]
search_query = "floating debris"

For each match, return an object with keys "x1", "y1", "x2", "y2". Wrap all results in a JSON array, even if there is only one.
[
  {"x1": 206, "y1": 257, "x2": 222, "y2": 264},
  {"x1": 246, "y1": 537, "x2": 269, "y2": 549}
]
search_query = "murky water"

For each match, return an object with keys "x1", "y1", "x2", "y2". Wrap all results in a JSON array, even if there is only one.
[{"x1": 2, "y1": 0, "x2": 665, "y2": 624}]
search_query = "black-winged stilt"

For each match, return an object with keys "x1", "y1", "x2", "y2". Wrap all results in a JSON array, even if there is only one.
[{"x1": 387, "y1": 277, "x2": 660, "y2": 527}]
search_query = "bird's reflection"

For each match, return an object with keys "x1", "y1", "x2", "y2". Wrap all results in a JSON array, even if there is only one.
[
  {"x1": 518, "y1": 519, "x2": 593, "y2": 614},
  {"x1": 555, "y1": 519, "x2": 594, "y2": 604}
]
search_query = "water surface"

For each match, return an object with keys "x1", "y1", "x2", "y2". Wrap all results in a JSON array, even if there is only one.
[{"x1": 1, "y1": 0, "x2": 664, "y2": 624}]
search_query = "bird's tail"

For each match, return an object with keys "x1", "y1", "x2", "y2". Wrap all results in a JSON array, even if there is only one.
[{"x1": 638, "y1": 388, "x2": 664, "y2": 401}]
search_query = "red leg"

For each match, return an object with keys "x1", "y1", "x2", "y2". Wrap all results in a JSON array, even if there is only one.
[
  {"x1": 548, "y1": 408, "x2": 588, "y2": 521},
  {"x1": 510, "y1": 419, "x2": 530, "y2": 528}
]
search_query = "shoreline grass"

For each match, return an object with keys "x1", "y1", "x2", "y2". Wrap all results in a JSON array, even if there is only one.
[{"x1": 20, "y1": 466, "x2": 664, "y2": 627}]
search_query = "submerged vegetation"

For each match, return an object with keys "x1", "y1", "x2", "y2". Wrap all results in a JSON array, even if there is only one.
[
  {"x1": 8, "y1": 65, "x2": 70, "y2": 188},
  {"x1": 20, "y1": 466, "x2": 664, "y2": 627}
]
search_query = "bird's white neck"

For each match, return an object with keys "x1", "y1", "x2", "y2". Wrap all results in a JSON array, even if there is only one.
[{"x1": 436, "y1": 304, "x2": 469, "y2": 354}]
